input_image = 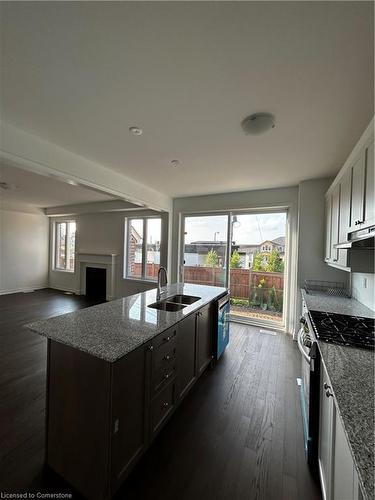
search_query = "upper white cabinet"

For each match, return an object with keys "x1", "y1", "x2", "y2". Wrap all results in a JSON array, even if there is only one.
[
  {"x1": 338, "y1": 168, "x2": 352, "y2": 244},
  {"x1": 331, "y1": 184, "x2": 340, "y2": 264},
  {"x1": 364, "y1": 139, "x2": 374, "y2": 225},
  {"x1": 325, "y1": 195, "x2": 332, "y2": 262},
  {"x1": 324, "y1": 119, "x2": 374, "y2": 271},
  {"x1": 349, "y1": 151, "x2": 366, "y2": 231}
]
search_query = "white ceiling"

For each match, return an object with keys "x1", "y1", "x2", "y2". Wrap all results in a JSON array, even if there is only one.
[
  {"x1": 0, "y1": 164, "x2": 116, "y2": 213},
  {"x1": 1, "y1": 2, "x2": 374, "y2": 197}
]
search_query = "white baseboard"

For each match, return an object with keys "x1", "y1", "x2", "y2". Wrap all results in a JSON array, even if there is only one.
[
  {"x1": 0, "y1": 285, "x2": 48, "y2": 296},
  {"x1": 49, "y1": 285, "x2": 80, "y2": 295}
]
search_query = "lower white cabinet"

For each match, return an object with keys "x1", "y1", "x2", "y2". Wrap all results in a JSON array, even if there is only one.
[
  {"x1": 319, "y1": 361, "x2": 335, "y2": 500},
  {"x1": 318, "y1": 360, "x2": 362, "y2": 500},
  {"x1": 333, "y1": 412, "x2": 360, "y2": 500}
]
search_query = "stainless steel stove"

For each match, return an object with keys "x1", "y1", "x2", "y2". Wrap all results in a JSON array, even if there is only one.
[{"x1": 308, "y1": 310, "x2": 375, "y2": 350}]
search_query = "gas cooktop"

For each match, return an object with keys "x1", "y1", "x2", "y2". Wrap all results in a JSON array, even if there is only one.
[{"x1": 308, "y1": 310, "x2": 375, "y2": 350}]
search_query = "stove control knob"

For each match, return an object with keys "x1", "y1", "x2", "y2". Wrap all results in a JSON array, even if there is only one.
[
  {"x1": 323, "y1": 382, "x2": 330, "y2": 390},
  {"x1": 325, "y1": 389, "x2": 333, "y2": 398}
]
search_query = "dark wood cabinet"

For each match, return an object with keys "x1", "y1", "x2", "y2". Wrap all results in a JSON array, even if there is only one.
[
  {"x1": 151, "y1": 380, "x2": 176, "y2": 435},
  {"x1": 176, "y1": 312, "x2": 197, "y2": 400},
  {"x1": 196, "y1": 303, "x2": 213, "y2": 375},
  {"x1": 45, "y1": 299, "x2": 219, "y2": 500},
  {"x1": 150, "y1": 327, "x2": 177, "y2": 395},
  {"x1": 111, "y1": 345, "x2": 149, "y2": 493}
]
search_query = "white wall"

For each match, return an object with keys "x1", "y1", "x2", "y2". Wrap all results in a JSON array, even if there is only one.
[
  {"x1": 172, "y1": 186, "x2": 299, "y2": 334},
  {"x1": 0, "y1": 209, "x2": 49, "y2": 294},
  {"x1": 351, "y1": 273, "x2": 375, "y2": 311},
  {"x1": 297, "y1": 179, "x2": 349, "y2": 286},
  {"x1": 49, "y1": 210, "x2": 169, "y2": 297}
]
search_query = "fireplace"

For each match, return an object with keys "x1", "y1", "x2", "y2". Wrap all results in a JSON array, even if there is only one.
[
  {"x1": 77, "y1": 253, "x2": 118, "y2": 301},
  {"x1": 86, "y1": 267, "x2": 107, "y2": 300}
]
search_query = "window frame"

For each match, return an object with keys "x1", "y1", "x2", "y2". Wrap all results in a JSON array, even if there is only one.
[
  {"x1": 124, "y1": 216, "x2": 162, "y2": 282},
  {"x1": 54, "y1": 220, "x2": 77, "y2": 273}
]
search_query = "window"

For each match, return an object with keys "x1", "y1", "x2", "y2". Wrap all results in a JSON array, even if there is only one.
[
  {"x1": 55, "y1": 221, "x2": 76, "y2": 271},
  {"x1": 125, "y1": 217, "x2": 162, "y2": 280}
]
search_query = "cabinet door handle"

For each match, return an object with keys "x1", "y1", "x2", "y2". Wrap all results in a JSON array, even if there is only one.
[
  {"x1": 164, "y1": 373, "x2": 171, "y2": 380},
  {"x1": 197, "y1": 311, "x2": 203, "y2": 317},
  {"x1": 163, "y1": 354, "x2": 171, "y2": 361},
  {"x1": 148, "y1": 345, "x2": 154, "y2": 351},
  {"x1": 162, "y1": 402, "x2": 169, "y2": 408},
  {"x1": 163, "y1": 336, "x2": 171, "y2": 342}
]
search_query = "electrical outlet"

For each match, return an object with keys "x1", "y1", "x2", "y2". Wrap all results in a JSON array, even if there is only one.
[{"x1": 363, "y1": 277, "x2": 368, "y2": 289}]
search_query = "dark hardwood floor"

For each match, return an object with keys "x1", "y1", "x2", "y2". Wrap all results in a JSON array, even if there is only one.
[
  {"x1": 0, "y1": 289, "x2": 104, "y2": 494},
  {"x1": 0, "y1": 289, "x2": 321, "y2": 500}
]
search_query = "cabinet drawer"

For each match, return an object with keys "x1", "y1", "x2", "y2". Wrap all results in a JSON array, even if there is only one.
[
  {"x1": 152, "y1": 327, "x2": 177, "y2": 350},
  {"x1": 152, "y1": 338, "x2": 176, "y2": 373},
  {"x1": 151, "y1": 381, "x2": 175, "y2": 433},
  {"x1": 153, "y1": 364, "x2": 176, "y2": 394}
]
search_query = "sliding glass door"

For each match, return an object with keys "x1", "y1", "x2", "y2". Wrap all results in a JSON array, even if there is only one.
[
  {"x1": 181, "y1": 214, "x2": 230, "y2": 288},
  {"x1": 229, "y1": 212, "x2": 287, "y2": 326},
  {"x1": 181, "y1": 210, "x2": 288, "y2": 328}
]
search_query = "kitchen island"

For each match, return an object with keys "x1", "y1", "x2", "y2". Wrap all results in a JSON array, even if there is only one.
[{"x1": 27, "y1": 283, "x2": 227, "y2": 500}]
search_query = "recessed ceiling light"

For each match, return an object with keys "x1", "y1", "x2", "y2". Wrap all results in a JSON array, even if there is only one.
[
  {"x1": 170, "y1": 159, "x2": 180, "y2": 168},
  {"x1": 241, "y1": 113, "x2": 275, "y2": 135},
  {"x1": 129, "y1": 126, "x2": 143, "y2": 136}
]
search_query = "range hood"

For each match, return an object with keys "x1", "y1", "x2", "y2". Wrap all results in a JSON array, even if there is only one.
[{"x1": 335, "y1": 225, "x2": 375, "y2": 249}]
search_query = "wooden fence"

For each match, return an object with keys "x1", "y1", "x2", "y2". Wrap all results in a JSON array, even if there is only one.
[
  {"x1": 183, "y1": 266, "x2": 284, "y2": 300},
  {"x1": 132, "y1": 264, "x2": 284, "y2": 303}
]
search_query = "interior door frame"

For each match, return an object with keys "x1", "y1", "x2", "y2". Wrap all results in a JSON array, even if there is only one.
[{"x1": 178, "y1": 206, "x2": 291, "y2": 332}]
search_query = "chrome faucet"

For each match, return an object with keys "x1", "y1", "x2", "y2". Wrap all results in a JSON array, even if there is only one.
[{"x1": 156, "y1": 266, "x2": 168, "y2": 301}]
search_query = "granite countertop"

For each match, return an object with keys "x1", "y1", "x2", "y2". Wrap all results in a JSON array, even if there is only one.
[
  {"x1": 301, "y1": 289, "x2": 374, "y2": 500},
  {"x1": 301, "y1": 288, "x2": 375, "y2": 318},
  {"x1": 26, "y1": 283, "x2": 227, "y2": 363}
]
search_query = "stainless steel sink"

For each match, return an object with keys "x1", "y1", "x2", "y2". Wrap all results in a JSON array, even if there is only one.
[
  {"x1": 148, "y1": 301, "x2": 187, "y2": 312},
  {"x1": 166, "y1": 294, "x2": 201, "y2": 305}
]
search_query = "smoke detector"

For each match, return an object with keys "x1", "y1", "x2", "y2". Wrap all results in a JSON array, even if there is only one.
[
  {"x1": 129, "y1": 126, "x2": 143, "y2": 136},
  {"x1": 241, "y1": 113, "x2": 275, "y2": 135}
]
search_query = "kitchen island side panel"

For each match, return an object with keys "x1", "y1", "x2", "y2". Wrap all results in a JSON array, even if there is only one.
[{"x1": 47, "y1": 340, "x2": 112, "y2": 500}]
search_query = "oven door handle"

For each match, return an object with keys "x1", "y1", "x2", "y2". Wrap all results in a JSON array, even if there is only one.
[{"x1": 297, "y1": 326, "x2": 311, "y2": 365}]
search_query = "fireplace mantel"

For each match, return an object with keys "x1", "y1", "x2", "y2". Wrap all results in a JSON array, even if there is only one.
[{"x1": 77, "y1": 253, "x2": 118, "y2": 301}]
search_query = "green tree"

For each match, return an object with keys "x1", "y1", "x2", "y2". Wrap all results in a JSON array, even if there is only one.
[
  {"x1": 205, "y1": 249, "x2": 219, "y2": 267},
  {"x1": 230, "y1": 250, "x2": 242, "y2": 268},
  {"x1": 252, "y1": 251, "x2": 264, "y2": 271},
  {"x1": 265, "y1": 249, "x2": 284, "y2": 273}
]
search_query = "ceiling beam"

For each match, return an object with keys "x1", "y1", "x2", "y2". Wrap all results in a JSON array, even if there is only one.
[
  {"x1": 44, "y1": 200, "x2": 157, "y2": 216},
  {"x1": 0, "y1": 121, "x2": 172, "y2": 212}
]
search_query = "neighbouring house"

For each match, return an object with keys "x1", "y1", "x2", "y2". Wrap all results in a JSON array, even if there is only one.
[
  {"x1": 128, "y1": 226, "x2": 142, "y2": 274},
  {"x1": 131, "y1": 231, "x2": 161, "y2": 270},
  {"x1": 184, "y1": 237, "x2": 285, "y2": 269},
  {"x1": 184, "y1": 241, "x2": 237, "y2": 267},
  {"x1": 238, "y1": 237, "x2": 285, "y2": 268}
]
